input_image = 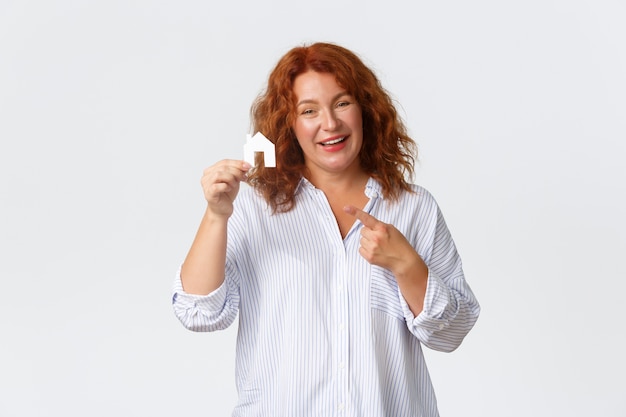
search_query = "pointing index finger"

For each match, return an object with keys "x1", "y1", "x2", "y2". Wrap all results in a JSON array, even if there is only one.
[{"x1": 343, "y1": 205, "x2": 379, "y2": 229}]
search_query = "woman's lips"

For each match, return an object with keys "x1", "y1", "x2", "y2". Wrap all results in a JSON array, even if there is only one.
[
  {"x1": 319, "y1": 135, "x2": 348, "y2": 151},
  {"x1": 320, "y1": 136, "x2": 347, "y2": 146}
]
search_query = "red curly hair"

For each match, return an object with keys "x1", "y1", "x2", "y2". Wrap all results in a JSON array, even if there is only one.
[{"x1": 248, "y1": 42, "x2": 417, "y2": 212}]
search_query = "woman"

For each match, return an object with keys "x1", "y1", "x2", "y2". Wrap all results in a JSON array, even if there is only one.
[{"x1": 173, "y1": 42, "x2": 480, "y2": 416}]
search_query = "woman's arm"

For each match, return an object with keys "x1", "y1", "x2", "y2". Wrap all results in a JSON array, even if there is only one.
[{"x1": 180, "y1": 159, "x2": 250, "y2": 295}]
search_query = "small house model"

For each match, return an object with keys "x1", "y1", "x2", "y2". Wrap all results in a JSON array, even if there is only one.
[{"x1": 244, "y1": 132, "x2": 276, "y2": 167}]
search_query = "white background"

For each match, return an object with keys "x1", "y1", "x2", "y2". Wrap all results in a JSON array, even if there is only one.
[{"x1": 1, "y1": 0, "x2": 625, "y2": 416}]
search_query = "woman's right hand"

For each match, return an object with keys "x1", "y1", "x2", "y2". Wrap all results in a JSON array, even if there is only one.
[{"x1": 201, "y1": 159, "x2": 251, "y2": 218}]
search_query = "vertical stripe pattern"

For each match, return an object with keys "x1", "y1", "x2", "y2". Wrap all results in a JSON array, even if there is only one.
[{"x1": 172, "y1": 178, "x2": 480, "y2": 417}]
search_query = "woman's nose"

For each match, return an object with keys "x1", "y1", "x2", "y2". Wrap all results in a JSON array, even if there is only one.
[{"x1": 321, "y1": 109, "x2": 339, "y2": 131}]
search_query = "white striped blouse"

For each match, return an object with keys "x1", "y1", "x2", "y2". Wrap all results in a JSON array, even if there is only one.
[{"x1": 172, "y1": 177, "x2": 480, "y2": 417}]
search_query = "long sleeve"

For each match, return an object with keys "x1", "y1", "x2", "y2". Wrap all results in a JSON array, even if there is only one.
[
  {"x1": 172, "y1": 264, "x2": 240, "y2": 332},
  {"x1": 400, "y1": 203, "x2": 480, "y2": 352}
]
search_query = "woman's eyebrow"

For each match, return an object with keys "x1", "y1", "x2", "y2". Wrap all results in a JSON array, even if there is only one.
[{"x1": 296, "y1": 91, "x2": 350, "y2": 107}]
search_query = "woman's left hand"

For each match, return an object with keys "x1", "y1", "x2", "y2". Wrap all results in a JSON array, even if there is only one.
[
  {"x1": 344, "y1": 205, "x2": 429, "y2": 315},
  {"x1": 343, "y1": 205, "x2": 428, "y2": 280}
]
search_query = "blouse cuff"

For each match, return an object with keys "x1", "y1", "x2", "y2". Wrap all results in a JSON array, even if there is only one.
[
  {"x1": 171, "y1": 266, "x2": 229, "y2": 312},
  {"x1": 401, "y1": 269, "x2": 454, "y2": 332}
]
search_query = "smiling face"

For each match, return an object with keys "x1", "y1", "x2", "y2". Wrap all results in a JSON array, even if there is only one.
[{"x1": 292, "y1": 71, "x2": 364, "y2": 181}]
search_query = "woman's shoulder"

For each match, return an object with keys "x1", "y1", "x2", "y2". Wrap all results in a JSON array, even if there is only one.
[
  {"x1": 234, "y1": 183, "x2": 268, "y2": 209},
  {"x1": 404, "y1": 183, "x2": 438, "y2": 208}
]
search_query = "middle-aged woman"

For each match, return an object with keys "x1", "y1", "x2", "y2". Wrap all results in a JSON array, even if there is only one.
[{"x1": 173, "y1": 42, "x2": 480, "y2": 416}]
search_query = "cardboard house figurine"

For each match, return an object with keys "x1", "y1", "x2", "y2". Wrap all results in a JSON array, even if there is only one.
[{"x1": 244, "y1": 132, "x2": 276, "y2": 167}]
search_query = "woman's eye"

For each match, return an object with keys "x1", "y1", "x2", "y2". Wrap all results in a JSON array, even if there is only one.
[
  {"x1": 337, "y1": 101, "x2": 350, "y2": 108},
  {"x1": 301, "y1": 109, "x2": 315, "y2": 115}
]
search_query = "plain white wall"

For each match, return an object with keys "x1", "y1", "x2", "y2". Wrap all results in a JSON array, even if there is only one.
[{"x1": 1, "y1": 0, "x2": 624, "y2": 416}]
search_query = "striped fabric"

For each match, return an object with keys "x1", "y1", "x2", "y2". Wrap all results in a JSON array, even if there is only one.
[{"x1": 172, "y1": 177, "x2": 480, "y2": 417}]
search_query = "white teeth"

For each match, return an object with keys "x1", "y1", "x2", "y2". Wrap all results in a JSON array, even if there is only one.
[{"x1": 323, "y1": 137, "x2": 345, "y2": 145}]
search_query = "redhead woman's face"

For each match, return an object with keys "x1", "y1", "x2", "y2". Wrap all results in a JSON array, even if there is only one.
[{"x1": 292, "y1": 71, "x2": 364, "y2": 179}]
